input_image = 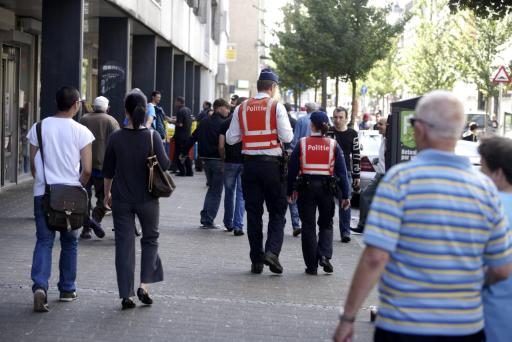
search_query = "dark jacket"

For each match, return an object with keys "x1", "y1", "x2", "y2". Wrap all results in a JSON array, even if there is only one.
[
  {"x1": 174, "y1": 105, "x2": 192, "y2": 140},
  {"x1": 183, "y1": 112, "x2": 226, "y2": 159}
]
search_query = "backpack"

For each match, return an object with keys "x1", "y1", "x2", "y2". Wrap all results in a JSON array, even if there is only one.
[{"x1": 154, "y1": 105, "x2": 167, "y2": 139}]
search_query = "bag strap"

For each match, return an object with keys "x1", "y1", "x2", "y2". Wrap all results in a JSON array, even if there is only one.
[
  {"x1": 36, "y1": 121, "x2": 48, "y2": 186},
  {"x1": 150, "y1": 129, "x2": 154, "y2": 156}
]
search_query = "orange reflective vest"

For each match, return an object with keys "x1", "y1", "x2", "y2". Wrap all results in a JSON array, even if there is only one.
[
  {"x1": 238, "y1": 97, "x2": 279, "y2": 152},
  {"x1": 299, "y1": 136, "x2": 336, "y2": 176}
]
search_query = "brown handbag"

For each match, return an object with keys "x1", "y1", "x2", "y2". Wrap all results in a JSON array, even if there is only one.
[{"x1": 147, "y1": 130, "x2": 176, "y2": 197}]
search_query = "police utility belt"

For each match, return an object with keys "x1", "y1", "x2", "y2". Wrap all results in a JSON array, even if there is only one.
[
  {"x1": 243, "y1": 152, "x2": 289, "y2": 181},
  {"x1": 296, "y1": 175, "x2": 340, "y2": 197}
]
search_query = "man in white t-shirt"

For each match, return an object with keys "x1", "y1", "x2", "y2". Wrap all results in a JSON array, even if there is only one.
[{"x1": 27, "y1": 86, "x2": 95, "y2": 312}]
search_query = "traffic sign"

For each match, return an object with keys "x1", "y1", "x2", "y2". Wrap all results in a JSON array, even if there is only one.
[
  {"x1": 492, "y1": 66, "x2": 511, "y2": 83},
  {"x1": 361, "y1": 85, "x2": 368, "y2": 95}
]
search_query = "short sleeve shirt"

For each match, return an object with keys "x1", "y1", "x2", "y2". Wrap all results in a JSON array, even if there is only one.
[
  {"x1": 27, "y1": 117, "x2": 95, "y2": 196},
  {"x1": 364, "y1": 149, "x2": 512, "y2": 336}
]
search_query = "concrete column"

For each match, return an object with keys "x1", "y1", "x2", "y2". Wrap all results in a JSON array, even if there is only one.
[
  {"x1": 172, "y1": 54, "x2": 185, "y2": 115},
  {"x1": 156, "y1": 47, "x2": 174, "y2": 114},
  {"x1": 40, "y1": 0, "x2": 83, "y2": 117},
  {"x1": 97, "y1": 17, "x2": 130, "y2": 123},
  {"x1": 185, "y1": 60, "x2": 195, "y2": 111},
  {"x1": 194, "y1": 64, "x2": 201, "y2": 114},
  {"x1": 132, "y1": 35, "x2": 157, "y2": 98}
]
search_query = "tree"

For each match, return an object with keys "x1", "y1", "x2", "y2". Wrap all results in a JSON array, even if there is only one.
[
  {"x1": 303, "y1": 0, "x2": 406, "y2": 123},
  {"x1": 459, "y1": 14, "x2": 512, "y2": 114},
  {"x1": 404, "y1": 0, "x2": 466, "y2": 95},
  {"x1": 365, "y1": 38, "x2": 404, "y2": 114},
  {"x1": 449, "y1": 0, "x2": 512, "y2": 19}
]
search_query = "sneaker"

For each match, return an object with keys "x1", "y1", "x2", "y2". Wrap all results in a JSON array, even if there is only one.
[
  {"x1": 80, "y1": 228, "x2": 92, "y2": 240},
  {"x1": 251, "y1": 263, "x2": 264, "y2": 274},
  {"x1": 341, "y1": 236, "x2": 351, "y2": 243},
  {"x1": 89, "y1": 218, "x2": 105, "y2": 239},
  {"x1": 263, "y1": 252, "x2": 283, "y2": 274},
  {"x1": 319, "y1": 256, "x2": 334, "y2": 273},
  {"x1": 234, "y1": 230, "x2": 244, "y2": 236},
  {"x1": 122, "y1": 298, "x2": 136, "y2": 310},
  {"x1": 292, "y1": 228, "x2": 302, "y2": 237},
  {"x1": 59, "y1": 291, "x2": 77, "y2": 302},
  {"x1": 350, "y1": 226, "x2": 364, "y2": 235},
  {"x1": 200, "y1": 224, "x2": 221, "y2": 229},
  {"x1": 34, "y1": 289, "x2": 49, "y2": 312}
]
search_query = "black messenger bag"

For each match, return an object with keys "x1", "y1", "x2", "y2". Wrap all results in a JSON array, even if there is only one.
[{"x1": 37, "y1": 122, "x2": 88, "y2": 232}]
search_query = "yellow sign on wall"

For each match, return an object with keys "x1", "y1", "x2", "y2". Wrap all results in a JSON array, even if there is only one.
[{"x1": 226, "y1": 43, "x2": 237, "y2": 62}]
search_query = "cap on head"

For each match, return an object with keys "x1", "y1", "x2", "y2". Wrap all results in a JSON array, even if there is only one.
[
  {"x1": 363, "y1": 113, "x2": 370, "y2": 121},
  {"x1": 93, "y1": 96, "x2": 109, "y2": 111},
  {"x1": 258, "y1": 68, "x2": 279, "y2": 84},
  {"x1": 310, "y1": 111, "x2": 329, "y2": 127}
]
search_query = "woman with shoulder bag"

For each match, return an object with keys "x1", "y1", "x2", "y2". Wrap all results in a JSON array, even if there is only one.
[{"x1": 103, "y1": 90, "x2": 170, "y2": 309}]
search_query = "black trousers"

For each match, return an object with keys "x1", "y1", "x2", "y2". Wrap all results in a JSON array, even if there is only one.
[
  {"x1": 297, "y1": 179, "x2": 335, "y2": 270},
  {"x1": 85, "y1": 175, "x2": 107, "y2": 225},
  {"x1": 174, "y1": 138, "x2": 193, "y2": 176},
  {"x1": 374, "y1": 328, "x2": 485, "y2": 342},
  {"x1": 112, "y1": 199, "x2": 163, "y2": 299},
  {"x1": 242, "y1": 159, "x2": 287, "y2": 264}
]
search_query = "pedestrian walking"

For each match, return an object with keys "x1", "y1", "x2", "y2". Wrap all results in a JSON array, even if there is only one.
[
  {"x1": 358, "y1": 113, "x2": 370, "y2": 130},
  {"x1": 284, "y1": 102, "x2": 302, "y2": 237},
  {"x1": 79, "y1": 96, "x2": 120, "y2": 240},
  {"x1": 103, "y1": 91, "x2": 170, "y2": 310},
  {"x1": 29, "y1": 86, "x2": 94, "y2": 312},
  {"x1": 290, "y1": 102, "x2": 319, "y2": 149},
  {"x1": 183, "y1": 98, "x2": 230, "y2": 229},
  {"x1": 226, "y1": 68, "x2": 293, "y2": 274},
  {"x1": 333, "y1": 90, "x2": 512, "y2": 342},
  {"x1": 219, "y1": 97, "x2": 247, "y2": 236},
  {"x1": 351, "y1": 116, "x2": 387, "y2": 234},
  {"x1": 479, "y1": 137, "x2": 512, "y2": 342},
  {"x1": 330, "y1": 107, "x2": 360, "y2": 243},
  {"x1": 170, "y1": 96, "x2": 193, "y2": 176},
  {"x1": 287, "y1": 111, "x2": 350, "y2": 275}
]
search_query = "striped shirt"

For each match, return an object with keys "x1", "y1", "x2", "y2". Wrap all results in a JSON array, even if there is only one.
[{"x1": 364, "y1": 149, "x2": 512, "y2": 336}]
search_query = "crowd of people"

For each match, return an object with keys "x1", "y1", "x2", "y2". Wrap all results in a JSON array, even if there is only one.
[{"x1": 27, "y1": 67, "x2": 512, "y2": 342}]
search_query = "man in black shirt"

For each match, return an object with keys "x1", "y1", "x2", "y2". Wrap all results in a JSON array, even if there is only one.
[
  {"x1": 182, "y1": 98, "x2": 230, "y2": 229},
  {"x1": 331, "y1": 107, "x2": 360, "y2": 243},
  {"x1": 171, "y1": 96, "x2": 193, "y2": 176},
  {"x1": 284, "y1": 103, "x2": 302, "y2": 237},
  {"x1": 219, "y1": 97, "x2": 246, "y2": 236}
]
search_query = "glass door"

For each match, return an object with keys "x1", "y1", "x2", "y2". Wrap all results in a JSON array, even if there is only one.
[{"x1": 1, "y1": 45, "x2": 19, "y2": 187}]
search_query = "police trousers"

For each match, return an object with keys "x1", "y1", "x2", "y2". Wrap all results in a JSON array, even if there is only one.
[
  {"x1": 297, "y1": 179, "x2": 335, "y2": 271},
  {"x1": 242, "y1": 158, "x2": 287, "y2": 264}
]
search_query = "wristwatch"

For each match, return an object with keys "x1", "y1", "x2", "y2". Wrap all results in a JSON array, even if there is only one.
[{"x1": 338, "y1": 308, "x2": 356, "y2": 323}]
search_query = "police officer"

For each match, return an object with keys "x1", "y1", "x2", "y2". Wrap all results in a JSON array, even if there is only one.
[
  {"x1": 287, "y1": 112, "x2": 350, "y2": 275},
  {"x1": 226, "y1": 68, "x2": 293, "y2": 274}
]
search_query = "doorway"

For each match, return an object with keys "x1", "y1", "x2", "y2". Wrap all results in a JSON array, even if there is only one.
[{"x1": 0, "y1": 45, "x2": 19, "y2": 187}]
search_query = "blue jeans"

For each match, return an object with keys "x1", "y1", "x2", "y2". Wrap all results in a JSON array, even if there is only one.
[
  {"x1": 31, "y1": 196, "x2": 78, "y2": 293},
  {"x1": 223, "y1": 162, "x2": 245, "y2": 230},
  {"x1": 338, "y1": 175, "x2": 352, "y2": 237},
  {"x1": 200, "y1": 159, "x2": 224, "y2": 225},
  {"x1": 288, "y1": 202, "x2": 301, "y2": 229}
]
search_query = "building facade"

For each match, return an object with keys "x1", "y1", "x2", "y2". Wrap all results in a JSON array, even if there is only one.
[{"x1": 0, "y1": 0, "x2": 229, "y2": 189}]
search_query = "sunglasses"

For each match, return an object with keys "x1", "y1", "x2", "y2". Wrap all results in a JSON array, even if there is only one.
[{"x1": 409, "y1": 117, "x2": 435, "y2": 128}]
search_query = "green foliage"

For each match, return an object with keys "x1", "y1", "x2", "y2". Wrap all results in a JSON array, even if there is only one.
[
  {"x1": 404, "y1": 0, "x2": 465, "y2": 94},
  {"x1": 365, "y1": 38, "x2": 403, "y2": 99},
  {"x1": 449, "y1": 0, "x2": 512, "y2": 19}
]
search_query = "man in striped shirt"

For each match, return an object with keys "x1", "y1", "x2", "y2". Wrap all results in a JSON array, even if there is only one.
[{"x1": 333, "y1": 90, "x2": 512, "y2": 342}]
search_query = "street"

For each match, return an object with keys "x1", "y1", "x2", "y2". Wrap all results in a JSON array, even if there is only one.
[{"x1": 0, "y1": 174, "x2": 377, "y2": 342}]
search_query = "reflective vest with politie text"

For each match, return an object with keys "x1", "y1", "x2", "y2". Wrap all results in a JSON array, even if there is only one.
[
  {"x1": 299, "y1": 136, "x2": 336, "y2": 176},
  {"x1": 238, "y1": 97, "x2": 279, "y2": 152}
]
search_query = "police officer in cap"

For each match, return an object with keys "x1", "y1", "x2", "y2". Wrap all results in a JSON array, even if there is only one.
[
  {"x1": 287, "y1": 111, "x2": 350, "y2": 275},
  {"x1": 226, "y1": 68, "x2": 293, "y2": 274}
]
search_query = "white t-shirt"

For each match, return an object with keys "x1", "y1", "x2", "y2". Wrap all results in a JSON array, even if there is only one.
[{"x1": 27, "y1": 117, "x2": 95, "y2": 196}]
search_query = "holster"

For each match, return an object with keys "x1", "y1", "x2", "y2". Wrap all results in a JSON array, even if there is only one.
[{"x1": 279, "y1": 149, "x2": 290, "y2": 181}]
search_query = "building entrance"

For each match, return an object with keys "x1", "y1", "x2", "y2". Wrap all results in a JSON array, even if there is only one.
[{"x1": 0, "y1": 45, "x2": 19, "y2": 187}]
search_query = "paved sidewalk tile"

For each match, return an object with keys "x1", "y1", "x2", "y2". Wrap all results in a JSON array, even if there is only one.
[{"x1": 0, "y1": 176, "x2": 377, "y2": 341}]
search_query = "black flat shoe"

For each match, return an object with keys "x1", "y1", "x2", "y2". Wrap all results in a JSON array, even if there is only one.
[
  {"x1": 305, "y1": 268, "x2": 318, "y2": 275},
  {"x1": 251, "y1": 263, "x2": 264, "y2": 274},
  {"x1": 137, "y1": 288, "x2": 153, "y2": 305},
  {"x1": 121, "y1": 298, "x2": 136, "y2": 310},
  {"x1": 319, "y1": 256, "x2": 334, "y2": 273},
  {"x1": 264, "y1": 252, "x2": 283, "y2": 274}
]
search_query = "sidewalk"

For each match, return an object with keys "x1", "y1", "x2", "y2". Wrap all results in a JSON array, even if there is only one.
[{"x1": 0, "y1": 175, "x2": 377, "y2": 342}]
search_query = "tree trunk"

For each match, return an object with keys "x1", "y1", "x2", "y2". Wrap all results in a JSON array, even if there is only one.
[
  {"x1": 314, "y1": 86, "x2": 318, "y2": 103},
  {"x1": 293, "y1": 89, "x2": 298, "y2": 110},
  {"x1": 350, "y1": 77, "x2": 358, "y2": 126},
  {"x1": 321, "y1": 71, "x2": 328, "y2": 109},
  {"x1": 335, "y1": 76, "x2": 339, "y2": 108}
]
